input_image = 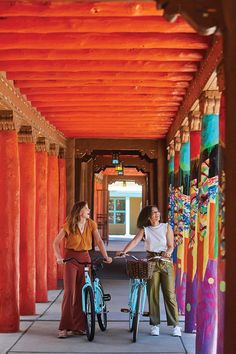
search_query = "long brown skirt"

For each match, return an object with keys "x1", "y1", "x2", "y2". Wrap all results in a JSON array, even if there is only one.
[{"x1": 59, "y1": 249, "x2": 91, "y2": 331}]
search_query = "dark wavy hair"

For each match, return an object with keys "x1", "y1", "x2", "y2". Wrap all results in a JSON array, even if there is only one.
[
  {"x1": 66, "y1": 201, "x2": 88, "y2": 234},
  {"x1": 137, "y1": 205, "x2": 159, "y2": 228}
]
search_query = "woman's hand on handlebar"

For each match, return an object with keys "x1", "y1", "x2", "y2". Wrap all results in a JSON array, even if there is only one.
[
  {"x1": 115, "y1": 251, "x2": 126, "y2": 257},
  {"x1": 103, "y1": 256, "x2": 113, "y2": 264}
]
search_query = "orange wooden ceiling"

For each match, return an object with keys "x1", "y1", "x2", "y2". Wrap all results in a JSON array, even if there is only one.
[{"x1": 0, "y1": 1, "x2": 212, "y2": 139}]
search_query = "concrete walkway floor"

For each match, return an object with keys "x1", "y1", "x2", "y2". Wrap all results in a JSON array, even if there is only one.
[{"x1": 0, "y1": 279, "x2": 196, "y2": 354}]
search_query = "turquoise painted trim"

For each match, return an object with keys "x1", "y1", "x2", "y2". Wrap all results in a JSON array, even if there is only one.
[
  {"x1": 180, "y1": 141, "x2": 190, "y2": 172},
  {"x1": 169, "y1": 156, "x2": 174, "y2": 173},
  {"x1": 201, "y1": 114, "x2": 219, "y2": 151}
]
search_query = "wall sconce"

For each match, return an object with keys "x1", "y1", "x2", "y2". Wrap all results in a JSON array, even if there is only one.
[{"x1": 112, "y1": 153, "x2": 119, "y2": 165}]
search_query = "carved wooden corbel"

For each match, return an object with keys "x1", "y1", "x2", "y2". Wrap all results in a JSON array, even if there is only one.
[{"x1": 156, "y1": 0, "x2": 223, "y2": 35}]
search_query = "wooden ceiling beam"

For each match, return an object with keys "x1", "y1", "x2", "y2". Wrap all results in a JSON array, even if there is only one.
[
  {"x1": 0, "y1": 2, "x2": 163, "y2": 17},
  {"x1": 0, "y1": 60, "x2": 198, "y2": 73},
  {"x1": 65, "y1": 133, "x2": 165, "y2": 138},
  {"x1": 39, "y1": 106, "x2": 178, "y2": 112},
  {"x1": 14, "y1": 79, "x2": 190, "y2": 88},
  {"x1": 32, "y1": 100, "x2": 180, "y2": 107},
  {"x1": 0, "y1": 48, "x2": 203, "y2": 61},
  {"x1": 0, "y1": 16, "x2": 195, "y2": 33},
  {"x1": 8, "y1": 71, "x2": 193, "y2": 81},
  {"x1": 167, "y1": 35, "x2": 223, "y2": 143},
  {"x1": 0, "y1": 33, "x2": 210, "y2": 49},
  {"x1": 26, "y1": 93, "x2": 183, "y2": 102},
  {"x1": 20, "y1": 86, "x2": 186, "y2": 95},
  {"x1": 40, "y1": 111, "x2": 176, "y2": 118}
]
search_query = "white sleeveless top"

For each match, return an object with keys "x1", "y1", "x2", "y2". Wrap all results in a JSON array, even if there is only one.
[{"x1": 144, "y1": 223, "x2": 168, "y2": 253}]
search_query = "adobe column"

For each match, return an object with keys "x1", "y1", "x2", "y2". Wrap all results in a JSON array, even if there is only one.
[
  {"x1": 185, "y1": 110, "x2": 201, "y2": 333},
  {"x1": 196, "y1": 90, "x2": 221, "y2": 354},
  {"x1": 217, "y1": 63, "x2": 226, "y2": 354},
  {"x1": 58, "y1": 147, "x2": 66, "y2": 280},
  {"x1": 47, "y1": 143, "x2": 59, "y2": 289},
  {"x1": 175, "y1": 124, "x2": 190, "y2": 315},
  {"x1": 18, "y1": 125, "x2": 36, "y2": 315},
  {"x1": 0, "y1": 110, "x2": 20, "y2": 332},
  {"x1": 35, "y1": 137, "x2": 48, "y2": 302}
]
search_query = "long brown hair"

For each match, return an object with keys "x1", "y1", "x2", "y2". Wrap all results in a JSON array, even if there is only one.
[
  {"x1": 66, "y1": 201, "x2": 87, "y2": 234},
  {"x1": 137, "y1": 205, "x2": 159, "y2": 228}
]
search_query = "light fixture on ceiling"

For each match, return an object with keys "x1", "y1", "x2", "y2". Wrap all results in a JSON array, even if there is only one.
[{"x1": 112, "y1": 152, "x2": 119, "y2": 165}]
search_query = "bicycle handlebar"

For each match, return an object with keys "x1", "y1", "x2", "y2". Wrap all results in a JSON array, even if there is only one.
[
  {"x1": 63, "y1": 257, "x2": 106, "y2": 265},
  {"x1": 114, "y1": 254, "x2": 172, "y2": 263}
]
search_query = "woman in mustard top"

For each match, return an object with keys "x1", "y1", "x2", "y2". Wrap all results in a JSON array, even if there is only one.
[{"x1": 53, "y1": 201, "x2": 112, "y2": 339}]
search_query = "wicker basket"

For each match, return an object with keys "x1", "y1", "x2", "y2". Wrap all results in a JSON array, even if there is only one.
[{"x1": 126, "y1": 260, "x2": 156, "y2": 280}]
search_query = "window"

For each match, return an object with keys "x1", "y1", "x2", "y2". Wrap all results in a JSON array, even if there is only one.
[{"x1": 109, "y1": 198, "x2": 126, "y2": 224}]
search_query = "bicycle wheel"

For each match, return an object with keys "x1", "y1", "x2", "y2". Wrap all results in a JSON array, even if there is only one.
[
  {"x1": 84, "y1": 286, "x2": 95, "y2": 341},
  {"x1": 129, "y1": 284, "x2": 137, "y2": 332},
  {"x1": 97, "y1": 282, "x2": 107, "y2": 331},
  {"x1": 132, "y1": 285, "x2": 142, "y2": 343}
]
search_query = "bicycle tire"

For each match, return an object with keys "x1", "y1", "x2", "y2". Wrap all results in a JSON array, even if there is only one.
[
  {"x1": 132, "y1": 285, "x2": 142, "y2": 343},
  {"x1": 84, "y1": 286, "x2": 95, "y2": 341},
  {"x1": 97, "y1": 282, "x2": 107, "y2": 331},
  {"x1": 129, "y1": 284, "x2": 137, "y2": 332}
]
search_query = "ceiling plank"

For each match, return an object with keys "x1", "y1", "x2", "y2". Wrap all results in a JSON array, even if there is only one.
[
  {"x1": 0, "y1": 1, "x2": 163, "y2": 17},
  {"x1": 0, "y1": 60, "x2": 198, "y2": 73},
  {"x1": 39, "y1": 106, "x2": 178, "y2": 112},
  {"x1": 0, "y1": 48, "x2": 203, "y2": 61},
  {"x1": 14, "y1": 79, "x2": 190, "y2": 88},
  {"x1": 26, "y1": 93, "x2": 183, "y2": 102},
  {"x1": 31, "y1": 100, "x2": 180, "y2": 107},
  {"x1": 20, "y1": 86, "x2": 186, "y2": 95},
  {"x1": 0, "y1": 16, "x2": 195, "y2": 33},
  {"x1": 8, "y1": 71, "x2": 193, "y2": 80},
  {"x1": 0, "y1": 33, "x2": 210, "y2": 49}
]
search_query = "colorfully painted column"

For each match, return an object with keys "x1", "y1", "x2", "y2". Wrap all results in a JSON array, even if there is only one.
[
  {"x1": 175, "y1": 124, "x2": 190, "y2": 315},
  {"x1": 196, "y1": 90, "x2": 221, "y2": 354},
  {"x1": 185, "y1": 110, "x2": 201, "y2": 333},
  {"x1": 35, "y1": 138, "x2": 48, "y2": 302},
  {"x1": 0, "y1": 111, "x2": 20, "y2": 332},
  {"x1": 18, "y1": 126, "x2": 36, "y2": 315},
  {"x1": 47, "y1": 143, "x2": 59, "y2": 289},
  {"x1": 217, "y1": 65, "x2": 226, "y2": 354},
  {"x1": 173, "y1": 136, "x2": 181, "y2": 267},
  {"x1": 58, "y1": 148, "x2": 66, "y2": 280},
  {"x1": 167, "y1": 141, "x2": 175, "y2": 231}
]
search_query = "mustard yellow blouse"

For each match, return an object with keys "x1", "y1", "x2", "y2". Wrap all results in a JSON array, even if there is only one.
[{"x1": 63, "y1": 219, "x2": 97, "y2": 251}]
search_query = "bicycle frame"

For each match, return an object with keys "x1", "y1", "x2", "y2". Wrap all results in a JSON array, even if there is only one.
[
  {"x1": 129, "y1": 278, "x2": 147, "y2": 323},
  {"x1": 81, "y1": 265, "x2": 105, "y2": 315}
]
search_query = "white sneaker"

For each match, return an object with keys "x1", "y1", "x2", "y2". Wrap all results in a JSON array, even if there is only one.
[
  {"x1": 172, "y1": 326, "x2": 181, "y2": 336},
  {"x1": 150, "y1": 325, "x2": 160, "y2": 336}
]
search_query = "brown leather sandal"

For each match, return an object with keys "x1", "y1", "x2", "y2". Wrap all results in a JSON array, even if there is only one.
[{"x1": 58, "y1": 330, "x2": 68, "y2": 338}]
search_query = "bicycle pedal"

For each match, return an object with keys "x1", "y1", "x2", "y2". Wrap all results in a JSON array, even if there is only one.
[
  {"x1": 103, "y1": 293, "x2": 111, "y2": 301},
  {"x1": 121, "y1": 308, "x2": 130, "y2": 313},
  {"x1": 142, "y1": 311, "x2": 150, "y2": 317}
]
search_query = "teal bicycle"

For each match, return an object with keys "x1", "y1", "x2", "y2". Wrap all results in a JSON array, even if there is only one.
[
  {"x1": 64, "y1": 257, "x2": 111, "y2": 341},
  {"x1": 118, "y1": 254, "x2": 172, "y2": 342}
]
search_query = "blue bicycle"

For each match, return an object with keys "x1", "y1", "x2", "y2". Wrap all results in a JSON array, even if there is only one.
[
  {"x1": 118, "y1": 254, "x2": 172, "y2": 342},
  {"x1": 64, "y1": 257, "x2": 111, "y2": 341}
]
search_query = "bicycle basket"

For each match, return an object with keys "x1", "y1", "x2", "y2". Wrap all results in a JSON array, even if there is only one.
[{"x1": 126, "y1": 260, "x2": 155, "y2": 280}]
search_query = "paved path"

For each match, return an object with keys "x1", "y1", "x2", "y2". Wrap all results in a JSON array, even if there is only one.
[{"x1": 0, "y1": 241, "x2": 196, "y2": 354}]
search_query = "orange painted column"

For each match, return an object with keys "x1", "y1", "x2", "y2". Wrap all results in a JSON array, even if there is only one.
[
  {"x1": 35, "y1": 138, "x2": 48, "y2": 302},
  {"x1": 18, "y1": 126, "x2": 36, "y2": 315},
  {"x1": 57, "y1": 149, "x2": 66, "y2": 280},
  {"x1": 47, "y1": 144, "x2": 59, "y2": 289},
  {"x1": 0, "y1": 111, "x2": 20, "y2": 332}
]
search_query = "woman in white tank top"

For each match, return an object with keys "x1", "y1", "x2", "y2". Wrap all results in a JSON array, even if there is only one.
[{"x1": 117, "y1": 205, "x2": 181, "y2": 337}]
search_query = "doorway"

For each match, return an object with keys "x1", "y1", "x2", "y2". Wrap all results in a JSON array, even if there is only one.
[{"x1": 108, "y1": 181, "x2": 142, "y2": 238}]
